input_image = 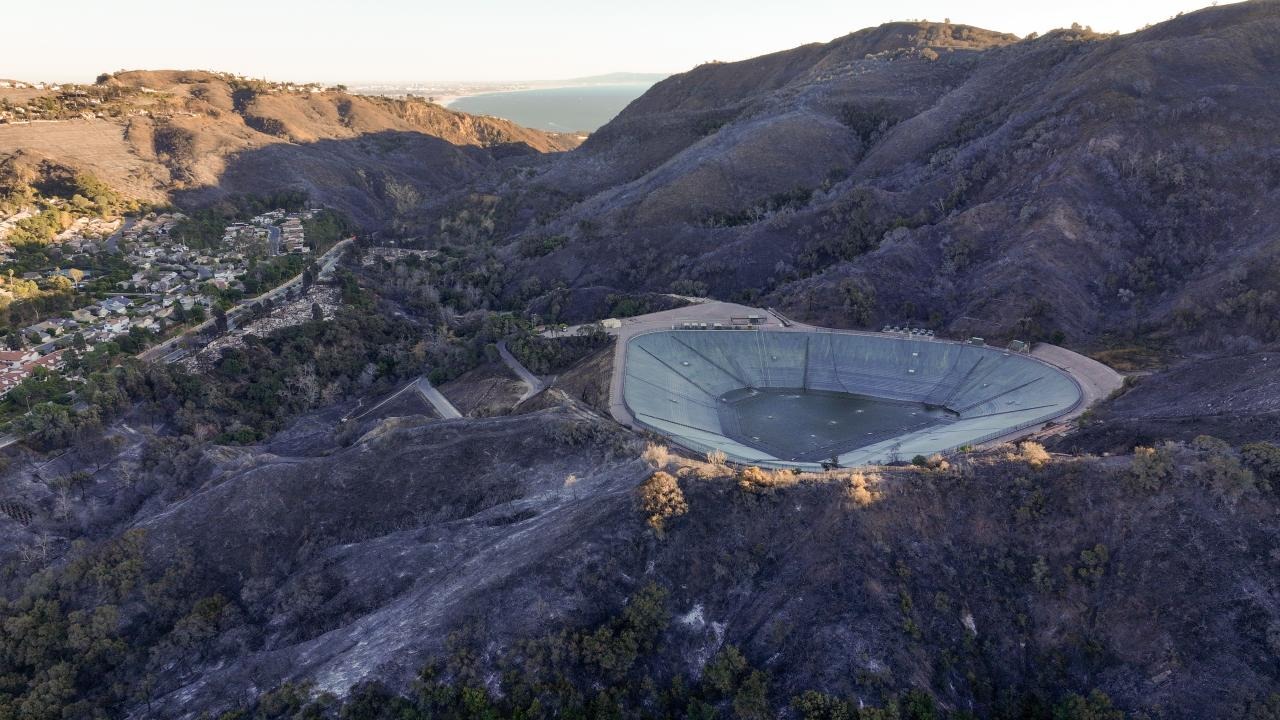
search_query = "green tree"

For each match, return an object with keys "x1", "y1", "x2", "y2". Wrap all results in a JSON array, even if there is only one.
[
  {"x1": 1053, "y1": 690, "x2": 1125, "y2": 720},
  {"x1": 1242, "y1": 442, "x2": 1280, "y2": 487},
  {"x1": 840, "y1": 280, "x2": 876, "y2": 326}
]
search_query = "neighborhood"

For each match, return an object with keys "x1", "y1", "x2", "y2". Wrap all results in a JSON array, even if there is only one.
[{"x1": 0, "y1": 207, "x2": 323, "y2": 397}]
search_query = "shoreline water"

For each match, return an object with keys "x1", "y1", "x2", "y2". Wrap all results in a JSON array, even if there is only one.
[{"x1": 445, "y1": 83, "x2": 656, "y2": 133}]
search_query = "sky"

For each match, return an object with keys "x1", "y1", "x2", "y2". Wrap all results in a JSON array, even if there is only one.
[{"x1": 3, "y1": 0, "x2": 1224, "y2": 84}]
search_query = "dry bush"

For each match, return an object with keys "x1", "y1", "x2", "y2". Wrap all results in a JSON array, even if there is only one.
[
  {"x1": 912, "y1": 453, "x2": 950, "y2": 471},
  {"x1": 737, "y1": 466, "x2": 797, "y2": 494},
  {"x1": 1016, "y1": 441, "x2": 1051, "y2": 469},
  {"x1": 641, "y1": 442, "x2": 671, "y2": 469},
  {"x1": 843, "y1": 471, "x2": 880, "y2": 507},
  {"x1": 706, "y1": 448, "x2": 728, "y2": 467},
  {"x1": 638, "y1": 471, "x2": 688, "y2": 535}
]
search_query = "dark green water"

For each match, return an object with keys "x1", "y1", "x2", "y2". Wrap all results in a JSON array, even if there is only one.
[
  {"x1": 449, "y1": 84, "x2": 654, "y2": 133},
  {"x1": 719, "y1": 388, "x2": 951, "y2": 463}
]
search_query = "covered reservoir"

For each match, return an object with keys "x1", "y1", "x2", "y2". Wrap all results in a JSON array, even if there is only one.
[{"x1": 622, "y1": 330, "x2": 1082, "y2": 468}]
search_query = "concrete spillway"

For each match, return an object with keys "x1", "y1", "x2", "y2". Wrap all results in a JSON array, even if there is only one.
[{"x1": 622, "y1": 330, "x2": 1082, "y2": 468}]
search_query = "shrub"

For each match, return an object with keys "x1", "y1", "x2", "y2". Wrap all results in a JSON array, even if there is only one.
[
  {"x1": 1031, "y1": 556, "x2": 1053, "y2": 592},
  {"x1": 641, "y1": 442, "x2": 671, "y2": 469},
  {"x1": 1053, "y1": 689, "x2": 1125, "y2": 719},
  {"x1": 737, "y1": 466, "x2": 795, "y2": 494},
  {"x1": 792, "y1": 691, "x2": 854, "y2": 720},
  {"x1": 838, "y1": 101, "x2": 898, "y2": 146},
  {"x1": 733, "y1": 670, "x2": 771, "y2": 720},
  {"x1": 1196, "y1": 450, "x2": 1261, "y2": 501},
  {"x1": 1069, "y1": 544, "x2": 1110, "y2": 587},
  {"x1": 517, "y1": 234, "x2": 568, "y2": 258},
  {"x1": 702, "y1": 645, "x2": 748, "y2": 697},
  {"x1": 507, "y1": 330, "x2": 612, "y2": 375},
  {"x1": 902, "y1": 689, "x2": 937, "y2": 720},
  {"x1": 1017, "y1": 441, "x2": 1051, "y2": 469},
  {"x1": 910, "y1": 453, "x2": 949, "y2": 471},
  {"x1": 843, "y1": 471, "x2": 879, "y2": 507},
  {"x1": 1234, "y1": 693, "x2": 1280, "y2": 720},
  {"x1": 1191, "y1": 434, "x2": 1231, "y2": 453},
  {"x1": 1129, "y1": 445, "x2": 1174, "y2": 491},
  {"x1": 638, "y1": 471, "x2": 688, "y2": 535},
  {"x1": 706, "y1": 449, "x2": 727, "y2": 466},
  {"x1": 839, "y1": 280, "x2": 876, "y2": 326},
  {"x1": 1241, "y1": 442, "x2": 1280, "y2": 487}
]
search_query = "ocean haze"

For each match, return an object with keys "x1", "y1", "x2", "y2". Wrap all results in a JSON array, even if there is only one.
[{"x1": 448, "y1": 83, "x2": 658, "y2": 133}]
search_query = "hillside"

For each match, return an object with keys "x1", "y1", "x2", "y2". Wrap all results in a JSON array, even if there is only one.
[
  {"x1": 1, "y1": 388, "x2": 1276, "y2": 719},
  {"x1": 444, "y1": 2, "x2": 1280, "y2": 354},
  {"x1": 0, "y1": 70, "x2": 579, "y2": 228}
]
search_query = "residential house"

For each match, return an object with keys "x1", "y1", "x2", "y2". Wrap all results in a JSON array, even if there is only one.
[
  {"x1": 72, "y1": 305, "x2": 108, "y2": 322},
  {"x1": 22, "y1": 321, "x2": 60, "y2": 343},
  {"x1": 0, "y1": 349, "x2": 68, "y2": 397},
  {"x1": 0, "y1": 350, "x2": 40, "y2": 368},
  {"x1": 101, "y1": 317, "x2": 131, "y2": 337},
  {"x1": 101, "y1": 297, "x2": 133, "y2": 315},
  {"x1": 30, "y1": 349, "x2": 66, "y2": 372}
]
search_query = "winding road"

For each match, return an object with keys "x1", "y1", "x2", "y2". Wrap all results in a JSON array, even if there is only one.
[{"x1": 496, "y1": 341, "x2": 547, "y2": 404}]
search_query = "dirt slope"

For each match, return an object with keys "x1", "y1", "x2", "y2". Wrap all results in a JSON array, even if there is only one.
[{"x1": 0, "y1": 70, "x2": 579, "y2": 227}]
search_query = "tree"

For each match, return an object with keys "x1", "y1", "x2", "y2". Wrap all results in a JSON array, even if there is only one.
[
  {"x1": 213, "y1": 306, "x2": 228, "y2": 334},
  {"x1": 47, "y1": 275, "x2": 73, "y2": 293},
  {"x1": 792, "y1": 691, "x2": 854, "y2": 720},
  {"x1": 1242, "y1": 442, "x2": 1280, "y2": 487},
  {"x1": 733, "y1": 671, "x2": 771, "y2": 720},
  {"x1": 839, "y1": 280, "x2": 876, "y2": 326},
  {"x1": 1130, "y1": 445, "x2": 1174, "y2": 491},
  {"x1": 311, "y1": 302, "x2": 324, "y2": 321},
  {"x1": 702, "y1": 645, "x2": 748, "y2": 697},
  {"x1": 1053, "y1": 690, "x2": 1125, "y2": 720},
  {"x1": 67, "y1": 268, "x2": 85, "y2": 286}
]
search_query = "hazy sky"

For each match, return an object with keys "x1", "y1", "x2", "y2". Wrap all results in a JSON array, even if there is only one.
[{"x1": 4, "y1": 0, "x2": 1222, "y2": 83}]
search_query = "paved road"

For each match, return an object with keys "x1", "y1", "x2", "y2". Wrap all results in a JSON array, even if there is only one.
[
  {"x1": 348, "y1": 375, "x2": 461, "y2": 422},
  {"x1": 496, "y1": 341, "x2": 546, "y2": 404},
  {"x1": 267, "y1": 226, "x2": 281, "y2": 255},
  {"x1": 105, "y1": 218, "x2": 135, "y2": 253},
  {"x1": 1030, "y1": 343, "x2": 1125, "y2": 421},
  {"x1": 413, "y1": 377, "x2": 462, "y2": 419}
]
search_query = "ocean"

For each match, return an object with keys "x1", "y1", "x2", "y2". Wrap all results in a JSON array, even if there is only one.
[{"x1": 448, "y1": 83, "x2": 654, "y2": 133}]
